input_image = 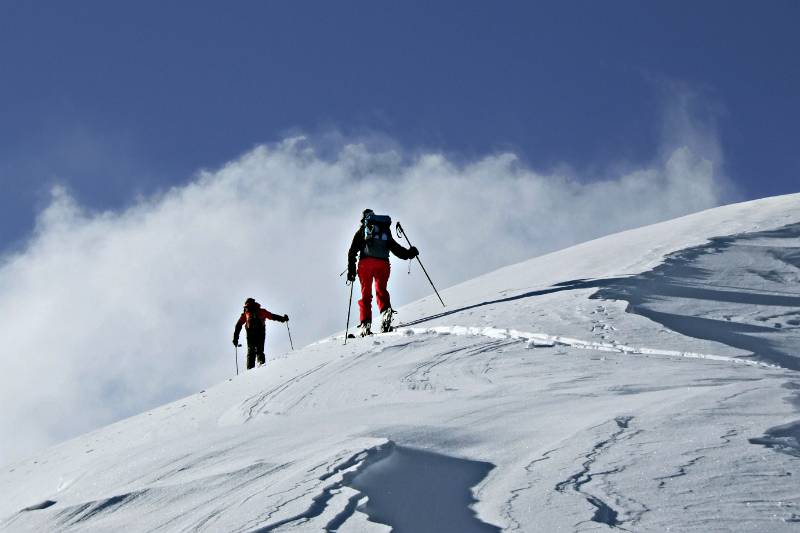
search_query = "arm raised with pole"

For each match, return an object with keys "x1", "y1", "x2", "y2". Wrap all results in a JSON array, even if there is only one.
[{"x1": 396, "y1": 221, "x2": 445, "y2": 308}]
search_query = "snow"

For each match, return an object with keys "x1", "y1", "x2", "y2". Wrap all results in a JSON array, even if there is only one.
[{"x1": 2, "y1": 193, "x2": 800, "y2": 532}]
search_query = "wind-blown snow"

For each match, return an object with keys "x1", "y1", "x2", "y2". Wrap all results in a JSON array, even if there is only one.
[{"x1": 1, "y1": 193, "x2": 799, "y2": 532}]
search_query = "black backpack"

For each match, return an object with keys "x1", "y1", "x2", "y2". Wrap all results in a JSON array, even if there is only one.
[
  {"x1": 364, "y1": 213, "x2": 391, "y2": 239},
  {"x1": 362, "y1": 213, "x2": 392, "y2": 259},
  {"x1": 244, "y1": 304, "x2": 265, "y2": 331}
]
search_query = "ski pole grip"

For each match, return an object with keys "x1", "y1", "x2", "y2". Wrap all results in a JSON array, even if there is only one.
[{"x1": 396, "y1": 221, "x2": 408, "y2": 242}]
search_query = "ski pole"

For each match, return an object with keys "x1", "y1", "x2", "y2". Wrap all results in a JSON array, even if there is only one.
[
  {"x1": 286, "y1": 322, "x2": 294, "y2": 350},
  {"x1": 344, "y1": 279, "x2": 354, "y2": 345},
  {"x1": 234, "y1": 343, "x2": 241, "y2": 376},
  {"x1": 396, "y1": 221, "x2": 446, "y2": 307}
]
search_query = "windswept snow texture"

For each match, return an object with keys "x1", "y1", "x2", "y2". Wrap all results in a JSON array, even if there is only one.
[
  {"x1": 592, "y1": 222, "x2": 800, "y2": 370},
  {"x1": 2, "y1": 193, "x2": 800, "y2": 532}
]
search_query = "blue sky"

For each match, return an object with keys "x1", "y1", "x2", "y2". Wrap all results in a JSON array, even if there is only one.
[{"x1": 1, "y1": 1, "x2": 798, "y2": 250}]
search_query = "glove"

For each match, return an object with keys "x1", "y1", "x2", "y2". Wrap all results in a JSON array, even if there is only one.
[
  {"x1": 347, "y1": 267, "x2": 356, "y2": 282},
  {"x1": 232, "y1": 338, "x2": 239, "y2": 346},
  {"x1": 409, "y1": 246, "x2": 419, "y2": 258},
  {"x1": 282, "y1": 314, "x2": 289, "y2": 322}
]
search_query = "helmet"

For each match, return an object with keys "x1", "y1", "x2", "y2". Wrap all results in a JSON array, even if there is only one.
[
  {"x1": 244, "y1": 297, "x2": 256, "y2": 306},
  {"x1": 361, "y1": 208, "x2": 374, "y2": 222}
]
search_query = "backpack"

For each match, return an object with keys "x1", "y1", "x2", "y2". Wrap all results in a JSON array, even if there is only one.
[
  {"x1": 362, "y1": 213, "x2": 392, "y2": 259},
  {"x1": 364, "y1": 213, "x2": 391, "y2": 240},
  {"x1": 244, "y1": 304, "x2": 265, "y2": 331}
]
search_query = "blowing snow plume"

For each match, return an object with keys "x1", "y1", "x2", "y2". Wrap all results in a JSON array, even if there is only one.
[{"x1": 0, "y1": 134, "x2": 726, "y2": 465}]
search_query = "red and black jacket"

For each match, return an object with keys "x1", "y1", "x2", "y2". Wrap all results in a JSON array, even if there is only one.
[{"x1": 233, "y1": 305, "x2": 284, "y2": 342}]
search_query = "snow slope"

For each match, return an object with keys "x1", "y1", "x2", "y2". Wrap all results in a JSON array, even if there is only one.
[{"x1": 2, "y1": 193, "x2": 800, "y2": 532}]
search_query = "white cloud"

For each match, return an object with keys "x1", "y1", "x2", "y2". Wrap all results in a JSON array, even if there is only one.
[{"x1": 0, "y1": 126, "x2": 727, "y2": 465}]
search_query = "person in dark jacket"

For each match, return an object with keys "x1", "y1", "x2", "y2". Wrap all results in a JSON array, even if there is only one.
[
  {"x1": 347, "y1": 209, "x2": 418, "y2": 335},
  {"x1": 233, "y1": 298, "x2": 289, "y2": 369}
]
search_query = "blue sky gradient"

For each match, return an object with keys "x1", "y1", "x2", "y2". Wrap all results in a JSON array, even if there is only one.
[{"x1": 1, "y1": 1, "x2": 798, "y2": 248}]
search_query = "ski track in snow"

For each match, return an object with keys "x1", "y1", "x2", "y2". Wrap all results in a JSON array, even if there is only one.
[
  {"x1": 400, "y1": 339, "x2": 513, "y2": 392},
  {"x1": 222, "y1": 362, "x2": 331, "y2": 425},
  {"x1": 317, "y1": 325, "x2": 781, "y2": 370}
]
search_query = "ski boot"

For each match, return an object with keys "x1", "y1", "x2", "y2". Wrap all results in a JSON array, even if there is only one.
[
  {"x1": 359, "y1": 321, "x2": 372, "y2": 337},
  {"x1": 380, "y1": 307, "x2": 395, "y2": 333}
]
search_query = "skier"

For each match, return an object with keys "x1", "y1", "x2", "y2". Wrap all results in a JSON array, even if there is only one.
[
  {"x1": 347, "y1": 209, "x2": 418, "y2": 336},
  {"x1": 232, "y1": 298, "x2": 289, "y2": 369}
]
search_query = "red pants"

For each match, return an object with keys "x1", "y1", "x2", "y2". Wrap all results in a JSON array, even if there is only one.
[{"x1": 358, "y1": 257, "x2": 391, "y2": 323}]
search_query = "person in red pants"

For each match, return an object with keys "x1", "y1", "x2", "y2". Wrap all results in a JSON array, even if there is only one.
[
  {"x1": 347, "y1": 209, "x2": 418, "y2": 335},
  {"x1": 233, "y1": 298, "x2": 289, "y2": 369}
]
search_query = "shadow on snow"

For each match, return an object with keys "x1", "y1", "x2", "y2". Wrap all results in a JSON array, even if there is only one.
[
  {"x1": 346, "y1": 445, "x2": 499, "y2": 533},
  {"x1": 407, "y1": 223, "x2": 800, "y2": 370},
  {"x1": 255, "y1": 443, "x2": 499, "y2": 533}
]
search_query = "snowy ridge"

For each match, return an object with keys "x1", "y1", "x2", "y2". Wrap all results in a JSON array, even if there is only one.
[
  {"x1": 431, "y1": 192, "x2": 800, "y2": 312},
  {"x1": 322, "y1": 325, "x2": 780, "y2": 369}
]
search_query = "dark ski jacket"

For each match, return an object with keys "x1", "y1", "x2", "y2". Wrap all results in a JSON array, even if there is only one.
[{"x1": 348, "y1": 227, "x2": 415, "y2": 274}]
